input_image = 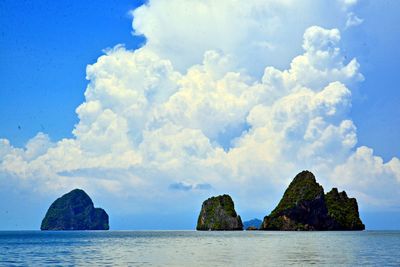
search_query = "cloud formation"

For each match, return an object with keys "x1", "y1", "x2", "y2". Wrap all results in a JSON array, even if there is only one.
[
  {"x1": 0, "y1": 0, "x2": 399, "y2": 219},
  {"x1": 132, "y1": 0, "x2": 362, "y2": 75},
  {"x1": 169, "y1": 182, "x2": 212, "y2": 191}
]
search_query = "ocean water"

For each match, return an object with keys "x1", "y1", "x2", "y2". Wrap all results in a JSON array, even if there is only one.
[{"x1": 0, "y1": 231, "x2": 399, "y2": 266}]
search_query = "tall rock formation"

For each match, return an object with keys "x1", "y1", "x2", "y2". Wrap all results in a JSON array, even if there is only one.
[
  {"x1": 196, "y1": 194, "x2": 243, "y2": 231},
  {"x1": 260, "y1": 171, "x2": 365, "y2": 231},
  {"x1": 41, "y1": 189, "x2": 109, "y2": 230},
  {"x1": 325, "y1": 188, "x2": 365, "y2": 230}
]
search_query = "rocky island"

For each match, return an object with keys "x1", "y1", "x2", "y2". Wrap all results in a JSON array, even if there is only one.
[
  {"x1": 260, "y1": 170, "x2": 364, "y2": 231},
  {"x1": 196, "y1": 194, "x2": 243, "y2": 231},
  {"x1": 41, "y1": 189, "x2": 109, "y2": 230}
]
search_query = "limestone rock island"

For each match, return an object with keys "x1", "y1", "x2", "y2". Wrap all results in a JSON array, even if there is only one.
[
  {"x1": 325, "y1": 187, "x2": 365, "y2": 230},
  {"x1": 260, "y1": 170, "x2": 364, "y2": 231},
  {"x1": 41, "y1": 189, "x2": 109, "y2": 230},
  {"x1": 196, "y1": 194, "x2": 243, "y2": 231}
]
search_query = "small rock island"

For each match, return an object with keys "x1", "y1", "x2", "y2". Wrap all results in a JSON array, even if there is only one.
[
  {"x1": 196, "y1": 194, "x2": 243, "y2": 231},
  {"x1": 41, "y1": 189, "x2": 109, "y2": 230},
  {"x1": 260, "y1": 170, "x2": 365, "y2": 231},
  {"x1": 243, "y1": 218, "x2": 262, "y2": 230}
]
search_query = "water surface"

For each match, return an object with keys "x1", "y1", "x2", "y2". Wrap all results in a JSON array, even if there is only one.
[{"x1": 0, "y1": 231, "x2": 399, "y2": 266}]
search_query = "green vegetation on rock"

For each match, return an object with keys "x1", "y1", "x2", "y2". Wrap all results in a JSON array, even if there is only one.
[
  {"x1": 196, "y1": 194, "x2": 243, "y2": 231},
  {"x1": 260, "y1": 170, "x2": 365, "y2": 231},
  {"x1": 41, "y1": 189, "x2": 109, "y2": 230},
  {"x1": 271, "y1": 171, "x2": 324, "y2": 216},
  {"x1": 325, "y1": 188, "x2": 365, "y2": 230}
]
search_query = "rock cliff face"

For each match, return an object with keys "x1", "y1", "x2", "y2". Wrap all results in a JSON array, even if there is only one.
[
  {"x1": 325, "y1": 188, "x2": 365, "y2": 230},
  {"x1": 197, "y1": 194, "x2": 243, "y2": 231},
  {"x1": 260, "y1": 171, "x2": 365, "y2": 231},
  {"x1": 41, "y1": 189, "x2": 109, "y2": 230}
]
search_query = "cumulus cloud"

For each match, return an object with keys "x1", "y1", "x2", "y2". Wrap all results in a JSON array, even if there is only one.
[
  {"x1": 132, "y1": 0, "x2": 363, "y2": 75},
  {"x1": 0, "y1": 0, "x2": 398, "y2": 222},
  {"x1": 332, "y1": 147, "x2": 400, "y2": 208}
]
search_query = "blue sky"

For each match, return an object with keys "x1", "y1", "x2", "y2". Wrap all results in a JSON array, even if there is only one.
[
  {"x1": 0, "y1": 0, "x2": 399, "y2": 230},
  {"x1": 0, "y1": 0, "x2": 145, "y2": 146}
]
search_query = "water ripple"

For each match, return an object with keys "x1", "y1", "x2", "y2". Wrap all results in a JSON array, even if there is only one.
[{"x1": 0, "y1": 231, "x2": 399, "y2": 266}]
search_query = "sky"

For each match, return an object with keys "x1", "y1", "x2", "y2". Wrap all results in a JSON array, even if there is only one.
[{"x1": 0, "y1": 0, "x2": 399, "y2": 230}]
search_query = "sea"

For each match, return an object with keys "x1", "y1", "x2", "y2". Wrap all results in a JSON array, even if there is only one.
[{"x1": 0, "y1": 230, "x2": 399, "y2": 266}]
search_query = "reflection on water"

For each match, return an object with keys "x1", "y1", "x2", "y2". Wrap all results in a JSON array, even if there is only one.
[{"x1": 0, "y1": 231, "x2": 399, "y2": 266}]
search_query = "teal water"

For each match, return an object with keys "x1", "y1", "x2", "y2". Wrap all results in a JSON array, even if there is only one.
[{"x1": 0, "y1": 231, "x2": 399, "y2": 266}]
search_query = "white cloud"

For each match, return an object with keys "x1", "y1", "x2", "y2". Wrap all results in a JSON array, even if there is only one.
[
  {"x1": 132, "y1": 0, "x2": 361, "y2": 76},
  {"x1": 346, "y1": 12, "x2": 364, "y2": 28},
  {"x1": 331, "y1": 147, "x2": 400, "y2": 208},
  {"x1": 339, "y1": 0, "x2": 359, "y2": 10},
  {"x1": 0, "y1": 0, "x2": 397, "y2": 223}
]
